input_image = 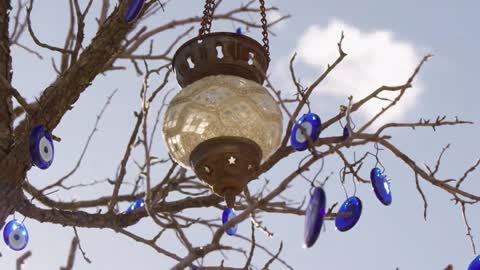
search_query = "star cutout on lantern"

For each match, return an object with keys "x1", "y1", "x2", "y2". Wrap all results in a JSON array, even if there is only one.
[{"x1": 228, "y1": 156, "x2": 236, "y2": 165}]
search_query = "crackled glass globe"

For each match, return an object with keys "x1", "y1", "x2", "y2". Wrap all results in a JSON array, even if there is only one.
[{"x1": 163, "y1": 75, "x2": 283, "y2": 168}]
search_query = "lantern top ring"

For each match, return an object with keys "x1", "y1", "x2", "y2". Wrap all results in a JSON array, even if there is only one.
[{"x1": 172, "y1": 32, "x2": 270, "y2": 88}]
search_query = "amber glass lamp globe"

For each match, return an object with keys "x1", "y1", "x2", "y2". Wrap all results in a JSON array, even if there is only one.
[{"x1": 163, "y1": 74, "x2": 282, "y2": 168}]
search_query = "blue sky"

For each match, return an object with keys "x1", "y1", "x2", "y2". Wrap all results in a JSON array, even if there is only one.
[{"x1": 0, "y1": 1, "x2": 479, "y2": 269}]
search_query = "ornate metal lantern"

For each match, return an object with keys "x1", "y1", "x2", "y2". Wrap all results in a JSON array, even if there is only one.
[{"x1": 163, "y1": 0, "x2": 283, "y2": 208}]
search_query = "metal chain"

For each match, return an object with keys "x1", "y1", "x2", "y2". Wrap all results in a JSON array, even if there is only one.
[
  {"x1": 198, "y1": 0, "x2": 271, "y2": 58},
  {"x1": 199, "y1": 0, "x2": 216, "y2": 36},
  {"x1": 259, "y1": 0, "x2": 270, "y2": 58}
]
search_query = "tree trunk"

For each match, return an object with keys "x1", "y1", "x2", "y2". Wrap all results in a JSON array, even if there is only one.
[{"x1": 0, "y1": 0, "x2": 17, "y2": 229}]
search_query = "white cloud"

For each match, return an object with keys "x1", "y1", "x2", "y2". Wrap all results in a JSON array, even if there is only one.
[{"x1": 283, "y1": 20, "x2": 424, "y2": 127}]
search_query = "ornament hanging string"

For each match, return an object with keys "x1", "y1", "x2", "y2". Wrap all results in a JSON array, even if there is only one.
[{"x1": 198, "y1": 0, "x2": 270, "y2": 57}]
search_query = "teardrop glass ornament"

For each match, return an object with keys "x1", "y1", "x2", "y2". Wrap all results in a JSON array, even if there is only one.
[
  {"x1": 370, "y1": 168, "x2": 392, "y2": 206},
  {"x1": 342, "y1": 126, "x2": 350, "y2": 140},
  {"x1": 335, "y1": 196, "x2": 362, "y2": 232},
  {"x1": 290, "y1": 113, "x2": 322, "y2": 151},
  {"x1": 123, "y1": 199, "x2": 145, "y2": 214},
  {"x1": 304, "y1": 187, "x2": 326, "y2": 248},
  {"x1": 29, "y1": 125, "x2": 54, "y2": 169},
  {"x1": 222, "y1": 208, "x2": 238, "y2": 236},
  {"x1": 125, "y1": 0, "x2": 145, "y2": 23},
  {"x1": 3, "y1": 220, "x2": 29, "y2": 251},
  {"x1": 469, "y1": 255, "x2": 480, "y2": 270}
]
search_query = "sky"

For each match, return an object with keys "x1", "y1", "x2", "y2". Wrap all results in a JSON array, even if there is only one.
[{"x1": 0, "y1": 0, "x2": 479, "y2": 269}]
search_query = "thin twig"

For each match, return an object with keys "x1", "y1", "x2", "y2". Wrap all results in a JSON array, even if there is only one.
[
  {"x1": 16, "y1": 251, "x2": 32, "y2": 270},
  {"x1": 72, "y1": 226, "x2": 92, "y2": 264}
]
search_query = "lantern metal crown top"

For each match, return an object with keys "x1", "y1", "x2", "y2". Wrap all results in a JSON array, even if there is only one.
[
  {"x1": 166, "y1": 0, "x2": 281, "y2": 208},
  {"x1": 172, "y1": 0, "x2": 271, "y2": 87}
]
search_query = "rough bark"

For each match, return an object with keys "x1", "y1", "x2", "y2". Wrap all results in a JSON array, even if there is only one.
[{"x1": 0, "y1": 0, "x2": 15, "y2": 230}]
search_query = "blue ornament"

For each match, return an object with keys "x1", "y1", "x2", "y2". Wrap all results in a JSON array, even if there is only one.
[
  {"x1": 342, "y1": 126, "x2": 350, "y2": 140},
  {"x1": 290, "y1": 113, "x2": 322, "y2": 151},
  {"x1": 236, "y1": 27, "x2": 243, "y2": 35},
  {"x1": 335, "y1": 196, "x2": 362, "y2": 232},
  {"x1": 125, "y1": 0, "x2": 145, "y2": 23},
  {"x1": 370, "y1": 168, "x2": 392, "y2": 206},
  {"x1": 469, "y1": 255, "x2": 480, "y2": 270},
  {"x1": 222, "y1": 208, "x2": 238, "y2": 236},
  {"x1": 3, "y1": 220, "x2": 29, "y2": 251},
  {"x1": 304, "y1": 187, "x2": 326, "y2": 248},
  {"x1": 123, "y1": 199, "x2": 145, "y2": 214},
  {"x1": 29, "y1": 125, "x2": 54, "y2": 169}
]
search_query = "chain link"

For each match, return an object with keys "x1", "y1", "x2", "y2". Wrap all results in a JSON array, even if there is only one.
[
  {"x1": 199, "y1": 0, "x2": 216, "y2": 36},
  {"x1": 259, "y1": 0, "x2": 270, "y2": 58},
  {"x1": 198, "y1": 0, "x2": 270, "y2": 58}
]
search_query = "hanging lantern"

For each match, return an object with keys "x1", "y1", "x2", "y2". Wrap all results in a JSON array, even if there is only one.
[{"x1": 163, "y1": 0, "x2": 282, "y2": 208}]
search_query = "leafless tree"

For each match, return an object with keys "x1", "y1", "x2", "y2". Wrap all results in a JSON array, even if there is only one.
[{"x1": 0, "y1": 1, "x2": 477, "y2": 269}]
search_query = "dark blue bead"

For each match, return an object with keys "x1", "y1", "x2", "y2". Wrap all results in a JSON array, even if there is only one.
[
  {"x1": 304, "y1": 187, "x2": 326, "y2": 248},
  {"x1": 3, "y1": 220, "x2": 29, "y2": 251},
  {"x1": 124, "y1": 199, "x2": 145, "y2": 214},
  {"x1": 342, "y1": 126, "x2": 350, "y2": 140},
  {"x1": 370, "y1": 167, "x2": 382, "y2": 181},
  {"x1": 125, "y1": 0, "x2": 145, "y2": 23},
  {"x1": 370, "y1": 168, "x2": 392, "y2": 206},
  {"x1": 29, "y1": 125, "x2": 54, "y2": 169},
  {"x1": 236, "y1": 27, "x2": 243, "y2": 35},
  {"x1": 290, "y1": 113, "x2": 322, "y2": 151},
  {"x1": 469, "y1": 255, "x2": 480, "y2": 270},
  {"x1": 335, "y1": 196, "x2": 362, "y2": 232},
  {"x1": 222, "y1": 208, "x2": 238, "y2": 236}
]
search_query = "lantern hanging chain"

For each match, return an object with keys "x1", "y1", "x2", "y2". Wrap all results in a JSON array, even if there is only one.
[
  {"x1": 199, "y1": 0, "x2": 216, "y2": 36},
  {"x1": 198, "y1": 0, "x2": 270, "y2": 57},
  {"x1": 259, "y1": 0, "x2": 270, "y2": 57}
]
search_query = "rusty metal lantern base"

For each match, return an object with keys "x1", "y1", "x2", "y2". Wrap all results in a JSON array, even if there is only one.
[{"x1": 190, "y1": 136, "x2": 262, "y2": 208}]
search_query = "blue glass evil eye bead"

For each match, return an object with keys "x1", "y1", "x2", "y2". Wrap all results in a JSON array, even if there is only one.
[
  {"x1": 290, "y1": 113, "x2": 322, "y2": 151},
  {"x1": 304, "y1": 187, "x2": 326, "y2": 248},
  {"x1": 124, "y1": 199, "x2": 145, "y2": 214},
  {"x1": 222, "y1": 208, "x2": 238, "y2": 236},
  {"x1": 342, "y1": 126, "x2": 350, "y2": 140},
  {"x1": 469, "y1": 255, "x2": 480, "y2": 270},
  {"x1": 125, "y1": 0, "x2": 145, "y2": 23},
  {"x1": 29, "y1": 125, "x2": 54, "y2": 169},
  {"x1": 335, "y1": 196, "x2": 362, "y2": 232},
  {"x1": 3, "y1": 220, "x2": 29, "y2": 251},
  {"x1": 370, "y1": 168, "x2": 392, "y2": 206}
]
